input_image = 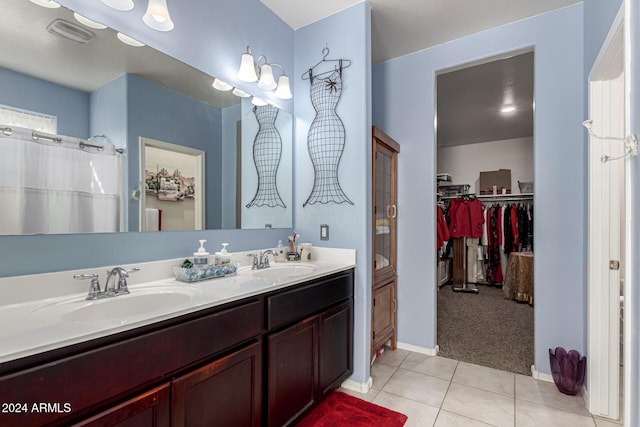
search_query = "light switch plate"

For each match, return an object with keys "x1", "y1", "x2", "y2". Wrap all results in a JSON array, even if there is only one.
[{"x1": 320, "y1": 224, "x2": 329, "y2": 241}]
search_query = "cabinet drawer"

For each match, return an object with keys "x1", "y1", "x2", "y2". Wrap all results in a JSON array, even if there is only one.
[
  {"x1": 0, "y1": 300, "x2": 262, "y2": 427},
  {"x1": 267, "y1": 271, "x2": 353, "y2": 330}
]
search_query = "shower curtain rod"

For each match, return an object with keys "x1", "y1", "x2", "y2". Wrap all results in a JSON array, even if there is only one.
[{"x1": 0, "y1": 126, "x2": 123, "y2": 153}]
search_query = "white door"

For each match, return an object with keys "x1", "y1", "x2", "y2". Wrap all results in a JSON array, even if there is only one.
[{"x1": 587, "y1": 7, "x2": 625, "y2": 421}]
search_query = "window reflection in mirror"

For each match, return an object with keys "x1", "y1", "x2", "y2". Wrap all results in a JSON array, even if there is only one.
[{"x1": 0, "y1": 0, "x2": 293, "y2": 235}]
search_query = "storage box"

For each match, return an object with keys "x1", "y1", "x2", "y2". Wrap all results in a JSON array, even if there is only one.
[{"x1": 479, "y1": 169, "x2": 511, "y2": 195}]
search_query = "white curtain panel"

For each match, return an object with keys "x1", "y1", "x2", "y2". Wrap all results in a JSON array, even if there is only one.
[{"x1": 0, "y1": 126, "x2": 120, "y2": 234}]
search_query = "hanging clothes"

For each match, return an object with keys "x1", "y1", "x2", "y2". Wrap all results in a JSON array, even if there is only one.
[
  {"x1": 436, "y1": 205, "x2": 450, "y2": 249},
  {"x1": 448, "y1": 197, "x2": 484, "y2": 238},
  {"x1": 485, "y1": 205, "x2": 503, "y2": 285}
]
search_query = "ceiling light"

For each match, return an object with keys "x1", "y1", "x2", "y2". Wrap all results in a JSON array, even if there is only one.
[
  {"x1": 257, "y1": 64, "x2": 277, "y2": 91},
  {"x1": 101, "y1": 0, "x2": 134, "y2": 11},
  {"x1": 73, "y1": 13, "x2": 107, "y2": 30},
  {"x1": 28, "y1": 0, "x2": 61, "y2": 8},
  {"x1": 232, "y1": 88, "x2": 250, "y2": 98},
  {"x1": 251, "y1": 97, "x2": 268, "y2": 107},
  {"x1": 274, "y1": 74, "x2": 292, "y2": 99},
  {"x1": 117, "y1": 32, "x2": 145, "y2": 47},
  {"x1": 212, "y1": 79, "x2": 233, "y2": 91},
  {"x1": 500, "y1": 104, "x2": 517, "y2": 114},
  {"x1": 237, "y1": 47, "x2": 258, "y2": 83},
  {"x1": 143, "y1": 0, "x2": 174, "y2": 32}
]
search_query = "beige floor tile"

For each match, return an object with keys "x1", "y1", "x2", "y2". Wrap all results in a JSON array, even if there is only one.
[
  {"x1": 337, "y1": 386, "x2": 380, "y2": 402},
  {"x1": 593, "y1": 417, "x2": 622, "y2": 426},
  {"x1": 381, "y1": 368, "x2": 450, "y2": 408},
  {"x1": 375, "y1": 346, "x2": 410, "y2": 367},
  {"x1": 371, "y1": 360, "x2": 398, "y2": 390},
  {"x1": 442, "y1": 382, "x2": 515, "y2": 427},
  {"x1": 516, "y1": 400, "x2": 596, "y2": 426},
  {"x1": 401, "y1": 353, "x2": 459, "y2": 381},
  {"x1": 373, "y1": 390, "x2": 440, "y2": 427},
  {"x1": 434, "y1": 410, "x2": 497, "y2": 427},
  {"x1": 514, "y1": 374, "x2": 590, "y2": 416},
  {"x1": 452, "y1": 362, "x2": 515, "y2": 397}
]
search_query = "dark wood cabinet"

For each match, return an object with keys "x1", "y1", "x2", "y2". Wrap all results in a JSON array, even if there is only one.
[
  {"x1": 372, "y1": 126, "x2": 400, "y2": 361},
  {"x1": 172, "y1": 342, "x2": 262, "y2": 427},
  {"x1": 0, "y1": 269, "x2": 353, "y2": 427},
  {"x1": 73, "y1": 383, "x2": 171, "y2": 427}
]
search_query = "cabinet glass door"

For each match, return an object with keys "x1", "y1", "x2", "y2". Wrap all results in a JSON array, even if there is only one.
[{"x1": 374, "y1": 146, "x2": 396, "y2": 278}]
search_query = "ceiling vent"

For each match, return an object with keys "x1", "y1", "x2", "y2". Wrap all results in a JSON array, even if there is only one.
[{"x1": 47, "y1": 19, "x2": 95, "y2": 45}]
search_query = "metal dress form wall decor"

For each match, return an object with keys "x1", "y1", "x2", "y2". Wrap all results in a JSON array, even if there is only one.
[
  {"x1": 302, "y1": 47, "x2": 353, "y2": 206},
  {"x1": 246, "y1": 105, "x2": 286, "y2": 208}
]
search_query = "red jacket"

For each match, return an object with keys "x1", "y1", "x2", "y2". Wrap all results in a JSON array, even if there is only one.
[
  {"x1": 437, "y1": 206, "x2": 449, "y2": 248},
  {"x1": 448, "y1": 198, "x2": 484, "y2": 238}
]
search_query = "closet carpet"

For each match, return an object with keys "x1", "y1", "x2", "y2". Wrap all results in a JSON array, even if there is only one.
[{"x1": 437, "y1": 284, "x2": 534, "y2": 376}]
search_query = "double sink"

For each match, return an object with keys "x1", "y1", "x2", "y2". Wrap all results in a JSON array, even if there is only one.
[{"x1": 28, "y1": 264, "x2": 316, "y2": 324}]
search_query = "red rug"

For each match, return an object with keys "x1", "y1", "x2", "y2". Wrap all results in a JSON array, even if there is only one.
[{"x1": 296, "y1": 391, "x2": 408, "y2": 427}]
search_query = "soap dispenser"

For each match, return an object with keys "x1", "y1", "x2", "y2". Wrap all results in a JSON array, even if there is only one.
[
  {"x1": 215, "y1": 243, "x2": 232, "y2": 266},
  {"x1": 193, "y1": 240, "x2": 210, "y2": 267}
]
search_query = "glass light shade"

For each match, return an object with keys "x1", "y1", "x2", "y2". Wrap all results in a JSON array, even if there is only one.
[
  {"x1": 238, "y1": 52, "x2": 258, "y2": 82},
  {"x1": 28, "y1": 0, "x2": 61, "y2": 8},
  {"x1": 74, "y1": 13, "x2": 107, "y2": 29},
  {"x1": 274, "y1": 74, "x2": 292, "y2": 99},
  {"x1": 257, "y1": 64, "x2": 277, "y2": 91},
  {"x1": 143, "y1": 0, "x2": 174, "y2": 32},
  {"x1": 100, "y1": 0, "x2": 134, "y2": 11},
  {"x1": 251, "y1": 97, "x2": 268, "y2": 107},
  {"x1": 500, "y1": 104, "x2": 516, "y2": 114},
  {"x1": 117, "y1": 32, "x2": 145, "y2": 47},
  {"x1": 232, "y1": 88, "x2": 250, "y2": 98},
  {"x1": 212, "y1": 79, "x2": 233, "y2": 91}
]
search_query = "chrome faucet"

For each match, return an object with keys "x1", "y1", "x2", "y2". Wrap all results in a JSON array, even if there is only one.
[
  {"x1": 247, "y1": 250, "x2": 278, "y2": 270},
  {"x1": 74, "y1": 267, "x2": 139, "y2": 300}
]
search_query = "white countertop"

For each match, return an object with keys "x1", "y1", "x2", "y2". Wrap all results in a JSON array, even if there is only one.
[{"x1": 0, "y1": 247, "x2": 356, "y2": 365}]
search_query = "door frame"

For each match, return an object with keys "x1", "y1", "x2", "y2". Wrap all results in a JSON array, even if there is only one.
[{"x1": 586, "y1": 4, "x2": 626, "y2": 421}]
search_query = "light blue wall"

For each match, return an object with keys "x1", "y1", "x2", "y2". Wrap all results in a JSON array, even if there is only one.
[
  {"x1": 0, "y1": 0, "x2": 295, "y2": 278},
  {"x1": 0, "y1": 67, "x2": 89, "y2": 138},
  {"x1": 221, "y1": 103, "x2": 241, "y2": 229},
  {"x1": 293, "y1": 3, "x2": 372, "y2": 384},
  {"x1": 90, "y1": 75, "x2": 128, "y2": 150},
  {"x1": 373, "y1": 4, "x2": 584, "y2": 374},
  {"x1": 627, "y1": 0, "x2": 640, "y2": 423},
  {"x1": 125, "y1": 74, "x2": 222, "y2": 231}
]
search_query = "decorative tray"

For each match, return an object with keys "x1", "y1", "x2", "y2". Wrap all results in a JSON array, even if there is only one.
[{"x1": 172, "y1": 263, "x2": 238, "y2": 283}]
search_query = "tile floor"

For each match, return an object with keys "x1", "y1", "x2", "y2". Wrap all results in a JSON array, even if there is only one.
[{"x1": 340, "y1": 348, "x2": 623, "y2": 427}]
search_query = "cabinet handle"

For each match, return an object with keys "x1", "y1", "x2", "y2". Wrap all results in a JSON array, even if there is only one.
[
  {"x1": 391, "y1": 205, "x2": 397, "y2": 218},
  {"x1": 393, "y1": 299, "x2": 397, "y2": 312},
  {"x1": 386, "y1": 205, "x2": 391, "y2": 218}
]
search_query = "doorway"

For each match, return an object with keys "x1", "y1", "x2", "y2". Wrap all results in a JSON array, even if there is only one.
[{"x1": 435, "y1": 50, "x2": 535, "y2": 375}]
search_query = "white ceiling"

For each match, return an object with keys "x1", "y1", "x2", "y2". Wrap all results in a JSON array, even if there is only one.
[{"x1": 260, "y1": 0, "x2": 581, "y2": 63}]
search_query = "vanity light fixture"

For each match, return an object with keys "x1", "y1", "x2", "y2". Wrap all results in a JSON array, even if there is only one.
[
  {"x1": 143, "y1": 0, "x2": 174, "y2": 32},
  {"x1": 117, "y1": 32, "x2": 145, "y2": 47},
  {"x1": 232, "y1": 88, "x2": 250, "y2": 98},
  {"x1": 238, "y1": 46, "x2": 259, "y2": 82},
  {"x1": 237, "y1": 46, "x2": 292, "y2": 99},
  {"x1": 101, "y1": 0, "x2": 134, "y2": 11},
  {"x1": 212, "y1": 78, "x2": 233, "y2": 91},
  {"x1": 73, "y1": 13, "x2": 107, "y2": 30},
  {"x1": 28, "y1": 0, "x2": 61, "y2": 8}
]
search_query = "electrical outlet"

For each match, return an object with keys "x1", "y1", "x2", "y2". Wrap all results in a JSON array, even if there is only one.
[{"x1": 320, "y1": 224, "x2": 329, "y2": 241}]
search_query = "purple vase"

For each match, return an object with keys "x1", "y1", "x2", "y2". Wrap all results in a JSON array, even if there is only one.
[{"x1": 549, "y1": 347, "x2": 586, "y2": 395}]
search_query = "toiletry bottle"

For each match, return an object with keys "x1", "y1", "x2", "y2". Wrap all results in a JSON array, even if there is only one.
[
  {"x1": 275, "y1": 240, "x2": 285, "y2": 262},
  {"x1": 193, "y1": 240, "x2": 210, "y2": 267},
  {"x1": 215, "y1": 243, "x2": 232, "y2": 266}
]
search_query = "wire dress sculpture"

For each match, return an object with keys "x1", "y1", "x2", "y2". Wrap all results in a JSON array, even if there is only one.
[
  {"x1": 246, "y1": 104, "x2": 286, "y2": 208},
  {"x1": 302, "y1": 47, "x2": 353, "y2": 206}
]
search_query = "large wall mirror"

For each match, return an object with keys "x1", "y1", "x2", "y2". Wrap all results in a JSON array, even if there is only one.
[{"x1": 0, "y1": 0, "x2": 293, "y2": 235}]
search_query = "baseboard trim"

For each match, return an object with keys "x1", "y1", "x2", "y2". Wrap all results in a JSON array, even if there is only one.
[
  {"x1": 341, "y1": 376, "x2": 373, "y2": 394},
  {"x1": 396, "y1": 342, "x2": 439, "y2": 356},
  {"x1": 531, "y1": 365, "x2": 554, "y2": 382}
]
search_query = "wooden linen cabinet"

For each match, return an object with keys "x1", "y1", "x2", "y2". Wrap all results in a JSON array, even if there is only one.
[{"x1": 371, "y1": 126, "x2": 400, "y2": 361}]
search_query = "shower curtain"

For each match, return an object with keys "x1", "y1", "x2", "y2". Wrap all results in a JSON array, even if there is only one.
[{"x1": 0, "y1": 126, "x2": 120, "y2": 234}]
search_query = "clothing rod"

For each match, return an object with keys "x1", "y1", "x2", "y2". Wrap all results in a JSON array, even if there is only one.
[{"x1": 477, "y1": 194, "x2": 533, "y2": 202}]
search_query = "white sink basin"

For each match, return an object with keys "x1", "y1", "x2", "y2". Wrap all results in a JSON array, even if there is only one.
[
  {"x1": 252, "y1": 264, "x2": 316, "y2": 279},
  {"x1": 30, "y1": 285, "x2": 203, "y2": 323}
]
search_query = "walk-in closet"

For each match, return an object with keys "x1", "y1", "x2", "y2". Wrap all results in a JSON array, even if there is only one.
[{"x1": 435, "y1": 51, "x2": 535, "y2": 375}]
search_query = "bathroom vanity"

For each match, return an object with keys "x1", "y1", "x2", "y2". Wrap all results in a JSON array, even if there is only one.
[{"x1": 0, "y1": 249, "x2": 355, "y2": 427}]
